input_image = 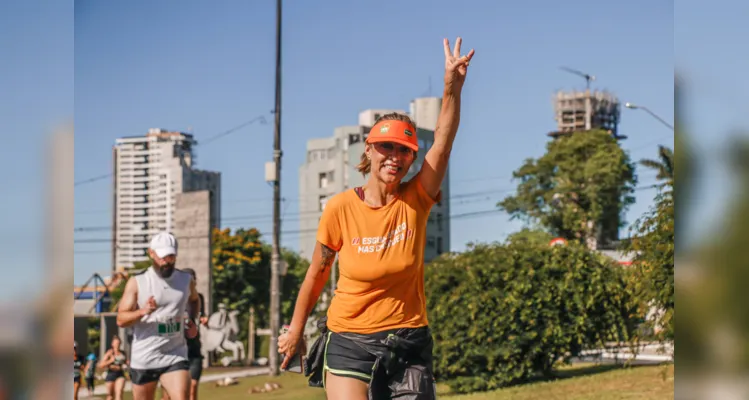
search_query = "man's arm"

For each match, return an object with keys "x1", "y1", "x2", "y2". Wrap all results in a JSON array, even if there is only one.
[
  {"x1": 187, "y1": 277, "x2": 200, "y2": 320},
  {"x1": 198, "y1": 293, "x2": 205, "y2": 317},
  {"x1": 116, "y1": 278, "x2": 147, "y2": 328}
]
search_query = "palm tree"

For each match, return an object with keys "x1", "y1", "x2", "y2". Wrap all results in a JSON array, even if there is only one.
[{"x1": 640, "y1": 145, "x2": 674, "y2": 187}]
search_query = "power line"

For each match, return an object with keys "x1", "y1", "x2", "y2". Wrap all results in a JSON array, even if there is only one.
[
  {"x1": 73, "y1": 183, "x2": 662, "y2": 247},
  {"x1": 74, "y1": 182, "x2": 660, "y2": 233},
  {"x1": 75, "y1": 174, "x2": 112, "y2": 187},
  {"x1": 74, "y1": 188, "x2": 520, "y2": 232},
  {"x1": 73, "y1": 208, "x2": 508, "y2": 247},
  {"x1": 201, "y1": 115, "x2": 268, "y2": 145}
]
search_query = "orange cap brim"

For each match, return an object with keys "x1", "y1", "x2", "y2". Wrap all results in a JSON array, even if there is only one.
[
  {"x1": 365, "y1": 120, "x2": 419, "y2": 152},
  {"x1": 366, "y1": 136, "x2": 419, "y2": 152}
]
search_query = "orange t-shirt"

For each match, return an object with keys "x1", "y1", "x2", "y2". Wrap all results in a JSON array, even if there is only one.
[{"x1": 316, "y1": 176, "x2": 440, "y2": 334}]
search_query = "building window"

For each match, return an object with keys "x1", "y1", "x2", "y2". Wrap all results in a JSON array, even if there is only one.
[
  {"x1": 436, "y1": 213, "x2": 443, "y2": 231},
  {"x1": 374, "y1": 113, "x2": 381, "y2": 122},
  {"x1": 319, "y1": 195, "x2": 328, "y2": 211},
  {"x1": 437, "y1": 237, "x2": 443, "y2": 254},
  {"x1": 426, "y1": 236, "x2": 435, "y2": 248},
  {"x1": 319, "y1": 171, "x2": 334, "y2": 188}
]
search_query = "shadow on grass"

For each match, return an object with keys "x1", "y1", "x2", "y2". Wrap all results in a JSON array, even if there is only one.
[
  {"x1": 437, "y1": 361, "x2": 672, "y2": 398},
  {"x1": 551, "y1": 363, "x2": 627, "y2": 380},
  {"x1": 531, "y1": 361, "x2": 671, "y2": 384}
]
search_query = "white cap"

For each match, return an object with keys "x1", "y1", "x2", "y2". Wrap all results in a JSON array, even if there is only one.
[{"x1": 150, "y1": 232, "x2": 178, "y2": 258}]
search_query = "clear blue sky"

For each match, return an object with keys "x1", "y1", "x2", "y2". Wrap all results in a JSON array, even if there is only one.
[
  {"x1": 2, "y1": 0, "x2": 680, "y2": 288},
  {"x1": 70, "y1": 0, "x2": 675, "y2": 284}
]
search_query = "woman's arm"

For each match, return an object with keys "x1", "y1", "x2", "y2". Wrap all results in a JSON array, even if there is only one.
[
  {"x1": 97, "y1": 350, "x2": 112, "y2": 369},
  {"x1": 286, "y1": 241, "x2": 336, "y2": 336},
  {"x1": 419, "y1": 37, "x2": 474, "y2": 198}
]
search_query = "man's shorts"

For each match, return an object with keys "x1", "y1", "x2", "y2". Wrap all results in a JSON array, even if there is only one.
[
  {"x1": 130, "y1": 360, "x2": 190, "y2": 385},
  {"x1": 189, "y1": 357, "x2": 203, "y2": 381}
]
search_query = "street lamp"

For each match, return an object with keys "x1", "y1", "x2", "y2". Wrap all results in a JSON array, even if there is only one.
[{"x1": 624, "y1": 102, "x2": 674, "y2": 131}]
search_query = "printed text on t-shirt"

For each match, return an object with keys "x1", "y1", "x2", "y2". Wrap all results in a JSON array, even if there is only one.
[{"x1": 351, "y1": 222, "x2": 414, "y2": 253}]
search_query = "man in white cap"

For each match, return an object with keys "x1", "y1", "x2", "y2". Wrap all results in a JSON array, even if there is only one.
[{"x1": 116, "y1": 232, "x2": 200, "y2": 400}]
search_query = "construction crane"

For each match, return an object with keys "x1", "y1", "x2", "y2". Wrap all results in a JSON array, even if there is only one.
[{"x1": 560, "y1": 66, "x2": 595, "y2": 90}]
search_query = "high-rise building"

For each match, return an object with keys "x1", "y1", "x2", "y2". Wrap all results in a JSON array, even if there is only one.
[
  {"x1": 113, "y1": 128, "x2": 221, "y2": 270},
  {"x1": 549, "y1": 89, "x2": 624, "y2": 140},
  {"x1": 298, "y1": 97, "x2": 450, "y2": 262}
]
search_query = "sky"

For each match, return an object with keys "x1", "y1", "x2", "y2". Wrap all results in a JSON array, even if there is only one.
[{"x1": 2, "y1": 0, "x2": 682, "y2": 289}]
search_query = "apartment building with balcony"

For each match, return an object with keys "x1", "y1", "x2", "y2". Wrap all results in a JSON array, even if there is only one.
[{"x1": 113, "y1": 128, "x2": 220, "y2": 270}]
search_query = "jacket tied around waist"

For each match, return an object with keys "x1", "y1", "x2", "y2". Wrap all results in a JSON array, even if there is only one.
[{"x1": 303, "y1": 316, "x2": 437, "y2": 400}]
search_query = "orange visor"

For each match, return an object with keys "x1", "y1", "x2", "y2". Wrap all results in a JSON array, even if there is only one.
[{"x1": 366, "y1": 120, "x2": 419, "y2": 152}]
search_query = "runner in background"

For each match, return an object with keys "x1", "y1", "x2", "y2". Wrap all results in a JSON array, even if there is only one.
[
  {"x1": 73, "y1": 341, "x2": 84, "y2": 400},
  {"x1": 117, "y1": 232, "x2": 200, "y2": 400},
  {"x1": 161, "y1": 267, "x2": 208, "y2": 400},
  {"x1": 83, "y1": 350, "x2": 98, "y2": 396},
  {"x1": 98, "y1": 335, "x2": 128, "y2": 400},
  {"x1": 279, "y1": 37, "x2": 474, "y2": 400}
]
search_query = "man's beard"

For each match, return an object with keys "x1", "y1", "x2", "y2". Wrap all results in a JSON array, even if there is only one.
[{"x1": 155, "y1": 263, "x2": 175, "y2": 278}]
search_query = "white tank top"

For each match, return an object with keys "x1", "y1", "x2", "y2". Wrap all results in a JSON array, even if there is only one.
[{"x1": 130, "y1": 266, "x2": 192, "y2": 369}]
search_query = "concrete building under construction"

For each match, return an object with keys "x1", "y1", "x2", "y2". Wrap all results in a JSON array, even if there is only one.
[{"x1": 549, "y1": 90, "x2": 625, "y2": 140}]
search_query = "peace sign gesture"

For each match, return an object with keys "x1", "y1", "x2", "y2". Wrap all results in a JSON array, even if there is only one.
[{"x1": 443, "y1": 37, "x2": 475, "y2": 95}]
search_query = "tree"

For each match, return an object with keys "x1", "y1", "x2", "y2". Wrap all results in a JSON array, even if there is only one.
[
  {"x1": 625, "y1": 187, "x2": 674, "y2": 341},
  {"x1": 211, "y1": 227, "x2": 312, "y2": 346},
  {"x1": 640, "y1": 145, "x2": 674, "y2": 184},
  {"x1": 498, "y1": 129, "x2": 637, "y2": 249},
  {"x1": 212, "y1": 227, "x2": 270, "y2": 327},
  {"x1": 504, "y1": 228, "x2": 553, "y2": 247}
]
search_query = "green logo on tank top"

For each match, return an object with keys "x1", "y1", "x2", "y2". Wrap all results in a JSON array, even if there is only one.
[{"x1": 157, "y1": 319, "x2": 182, "y2": 336}]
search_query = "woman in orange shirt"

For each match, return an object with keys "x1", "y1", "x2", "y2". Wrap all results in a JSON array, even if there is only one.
[{"x1": 279, "y1": 37, "x2": 474, "y2": 400}]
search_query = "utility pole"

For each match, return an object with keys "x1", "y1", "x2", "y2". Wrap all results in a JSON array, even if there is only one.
[{"x1": 268, "y1": 0, "x2": 283, "y2": 377}]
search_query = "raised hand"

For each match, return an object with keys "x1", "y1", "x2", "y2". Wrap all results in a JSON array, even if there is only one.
[{"x1": 443, "y1": 37, "x2": 475, "y2": 95}]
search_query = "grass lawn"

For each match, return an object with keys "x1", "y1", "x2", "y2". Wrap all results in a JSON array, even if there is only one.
[{"x1": 121, "y1": 362, "x2": 673, "y2": 399}]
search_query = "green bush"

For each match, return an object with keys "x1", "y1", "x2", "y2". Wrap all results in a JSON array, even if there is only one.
[{"x1": 425, "y1": 240, "x2": 637, "y2": 393}]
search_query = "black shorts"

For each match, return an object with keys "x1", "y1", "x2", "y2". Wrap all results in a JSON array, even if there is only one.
[
  {"x1": 105, "y1": 370, "x2": 125, "y2": 382},
  {"x1": 129, "y1": 360, "x2": 190, "y2": 385},
  {"x1": 324, "y1": 328, "x2": 413, "y2": 385},
  {"x1": 74, "y1": 376, "x2": 81, "y2": 384},
  {"x1": 188, "y1": 357, "x2": 203, "y2": 381}
]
